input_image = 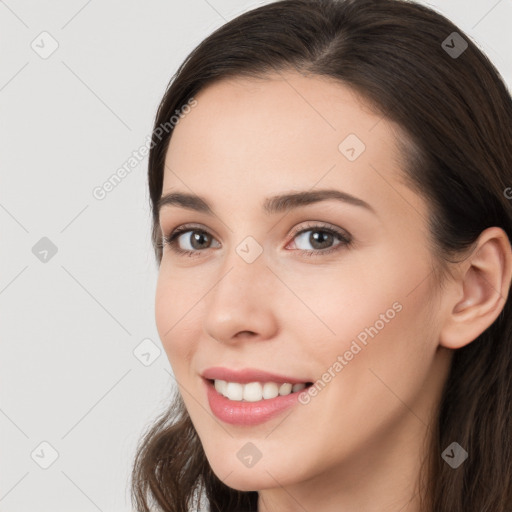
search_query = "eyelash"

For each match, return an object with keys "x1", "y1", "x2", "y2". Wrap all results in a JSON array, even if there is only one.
[{"x1": 161, "y1": 221, "x2": 352, "y2": 258}]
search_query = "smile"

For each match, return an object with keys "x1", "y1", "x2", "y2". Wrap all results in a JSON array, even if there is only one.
[
  {"x1": 203, "y1": 378, "x2": 313, "y2": 426},
  {"x1": 212, "y1": 379, "x2": 311, "y2": 402}
]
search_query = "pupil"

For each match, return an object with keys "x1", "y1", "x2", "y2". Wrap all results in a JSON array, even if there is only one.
[
  {"x1": 192, "y1": 231, "x2": 209, "y2": 249},
  {"x1": 311, "y1": 231, "x2": 332, "y2": 249}
]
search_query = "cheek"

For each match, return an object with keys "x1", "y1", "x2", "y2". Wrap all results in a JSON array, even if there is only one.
[
  {"x1": 306, "y1": 254, "x2": 438, "y2": 422},
  {"x1": 279, "y1": 256, "x2": 414, "y2": 336},
  {"x1": 154, "y1": 269, "x2": 202, "y2": 367},
  {"x1": 282, "y1": 245, "x2": 436, "y2": 371}
]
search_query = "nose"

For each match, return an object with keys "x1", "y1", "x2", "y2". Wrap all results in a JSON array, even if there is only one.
[{"x1": 203, "y1": 247, "x2": 279, "y2": 345}]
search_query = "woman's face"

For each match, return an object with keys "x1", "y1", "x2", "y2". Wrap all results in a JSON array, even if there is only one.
[{"x1": 155, "y1": 71, "x2": 453, "y2": 499}]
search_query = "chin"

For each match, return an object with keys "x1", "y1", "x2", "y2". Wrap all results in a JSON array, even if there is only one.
[
  {"x1": 215, "y1": 470, "x2": 275, "y2": 492},
  {"x1": 207, "y1": 454, "x2": 300, "y2": 492}
]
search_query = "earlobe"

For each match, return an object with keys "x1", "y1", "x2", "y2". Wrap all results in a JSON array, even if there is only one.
[{"x1": 439, "y1": 227, "x2": 512, "y2": 350}]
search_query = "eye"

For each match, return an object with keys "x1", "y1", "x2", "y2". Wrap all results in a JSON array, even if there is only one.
[
  {"x1": 161, "y1": 224, "x2": 220, "y2": 257},
  {"x1": 286, "y1": 222, "x2": 352, "y2": 256},
  {"x1": 161, "y1": 221, "x2": 352, "y2": 258}
]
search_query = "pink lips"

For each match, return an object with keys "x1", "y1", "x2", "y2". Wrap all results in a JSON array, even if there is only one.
[
  {"x1": 201, "y1": 366, "x2": 310, "y2": 385},
  {"x1": 201, "y1": 366, "x2": 312, "y2": 426}
]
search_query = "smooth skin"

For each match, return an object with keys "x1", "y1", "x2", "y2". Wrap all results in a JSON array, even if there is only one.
[{"x1": 155, "y1": 71, "x2": 512, "y2": 512}]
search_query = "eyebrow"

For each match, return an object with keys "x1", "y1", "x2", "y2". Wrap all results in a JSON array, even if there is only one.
[{"x1": 157, "y1": 189, "x2": 375, "y2": 217}]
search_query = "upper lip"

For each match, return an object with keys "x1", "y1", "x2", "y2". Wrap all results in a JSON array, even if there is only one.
[{"x1": 201, "y1": 367, "x2": 312, "y2": 385}]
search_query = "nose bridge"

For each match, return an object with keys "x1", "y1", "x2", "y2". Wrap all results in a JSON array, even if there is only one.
[
  {"x1": 208, "y1": 241, "x2": 268, "y2": 311},
  {"x1": 214, "y1": 233, "x2": 269, "y2": 297},
  {"x1": 203, "y1": 240, "x2": 277, "y2": 342}
]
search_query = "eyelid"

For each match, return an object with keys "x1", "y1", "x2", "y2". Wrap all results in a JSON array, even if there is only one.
[
  {"x1": 162, "y1": 222, "x2": 218, "y2": 243},
  {"x1": 161, "y1": 222, "x2": 217, "y2": 249},
  {"x1": 287, "y1": 221, "x2": 351, "y2": 244}
]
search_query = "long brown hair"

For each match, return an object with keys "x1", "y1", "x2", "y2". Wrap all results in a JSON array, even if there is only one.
[{"x1": 131, "y1": 1, "x2": 512, "y2": 510}]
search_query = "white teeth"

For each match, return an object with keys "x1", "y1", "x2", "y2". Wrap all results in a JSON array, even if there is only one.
[
  {"x1": 225, "y1": 382, "x2": 243, "y2": 401},
  {"x1": 213, "y1": 379, "x2": 308, "y2": 402},
  {"x1": 262, "y1": 382, "x2": 279, "y2": 399},
  {"x1": 279, "y1": 383, "x2": 292, "y2": 395},
  {"x1": 243, "y1": 382, "x2": 263, "y2": 402},
  {"x1": 214, "y1": 379, "x2": 227, "y2": 395}
]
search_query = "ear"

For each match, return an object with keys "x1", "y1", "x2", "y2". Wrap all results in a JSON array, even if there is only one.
[{"x1": 439, "y1": 227, "x2": 512, "y2": 349}]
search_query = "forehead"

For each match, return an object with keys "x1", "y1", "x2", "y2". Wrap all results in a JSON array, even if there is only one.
[{"x1": 161, "y1": 71, "x2": 422, "y2": 221}]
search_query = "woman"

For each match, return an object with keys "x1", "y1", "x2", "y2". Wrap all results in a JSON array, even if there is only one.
[{"x1": 132, "y1": 0, "x2": 512, "y2": 510}]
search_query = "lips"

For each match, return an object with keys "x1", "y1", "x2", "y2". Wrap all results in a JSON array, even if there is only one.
[
  {"x1": 203, "y1": 377, "x2": 311, "y2": 425},
  {"x1": 201, "y1": 366, "x2": 312, "y2": 385},
  {"x1": 200, "y1": 366, "x2": 314, "y2": 425}
]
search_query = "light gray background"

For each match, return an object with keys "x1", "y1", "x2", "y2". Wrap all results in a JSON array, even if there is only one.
[{"x1": 1, "y1": 1, "x2": 510, "y2": 510}]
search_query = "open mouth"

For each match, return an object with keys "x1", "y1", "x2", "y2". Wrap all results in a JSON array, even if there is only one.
[{"x1": 207, "y1": 378, "x2": 313, "y2": 402}]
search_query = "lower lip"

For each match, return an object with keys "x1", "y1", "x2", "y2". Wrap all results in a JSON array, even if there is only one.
[{"x1": 204, "y1": 379, "x2": 308, "y2": 426}]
